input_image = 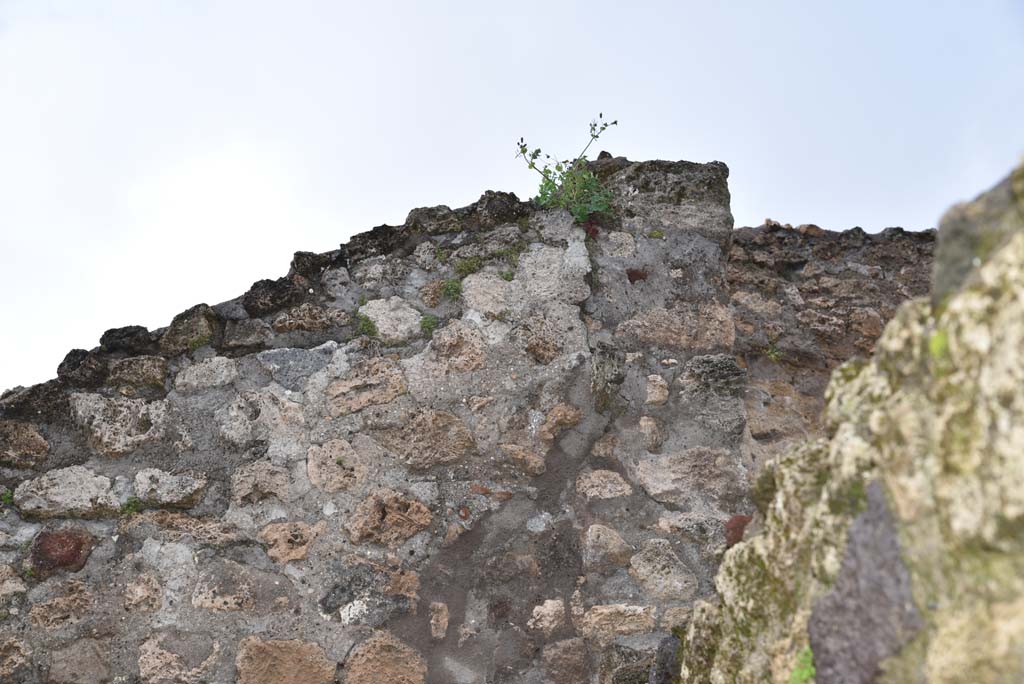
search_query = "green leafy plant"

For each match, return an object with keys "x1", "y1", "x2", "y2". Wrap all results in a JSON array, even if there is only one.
[
  {"x1": 648, "y1": 229, "x2": 665, "y2": 239},
  {"x1": 764, "y1": 342, "x2": 784, "y2": 363},
  {"x1": 354, "y1": 313, "x2": 378, "y2": 338},
  {"x1": 454, "y1": 256, "x2": 482, "y2": 278},
  {"x1": 790, "y1": 646, "x2": 816, "y2": 684},
  {"x1": 0, "y1": 490, "x2": 13, "y2": 507},
  {"x1": 516, "y1": 114, "x2": 618, "y2": 223},
  {"x1": 441, "y1": 279, "x2": 462, "y2": 300},
  {"x1": 499, "y1": 270, "x2": 515, "y2": 282},
  {"x1": 420, "y1": 314, "x2": 439, "y2": 337},
  {"x1": 493, "y1": 240, "x2": 527, "y2": 268},
  {"x1": 120, "y1": 496, "x2": 143, "y2": 516}
]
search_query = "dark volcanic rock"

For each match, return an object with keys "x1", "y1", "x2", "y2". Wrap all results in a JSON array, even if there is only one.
[
  {"x1": 99, "y1": 325, "x2": 154, "y2": 354},
  {"x1": 807, "y1": 481, "x2": 922, "y2": 684},
  {"x1": 159, "y1": 303, "x2": 222, "y2": 355},
  {"x1": 56, "y1": 349, "x2": 108, "y2": 389},
  {"x1": 241, "y1": 277, "x2": 306, "y2": 317}
]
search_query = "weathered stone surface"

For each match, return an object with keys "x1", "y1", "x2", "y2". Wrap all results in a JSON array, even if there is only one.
[
  {"x1": 0, "y1": 155, "x2": 943, "y2": 684},
  {"x1": 538, "y1": 403, "x2": 582, "y2": 443},
  {"x1": 543, "y1": 638, "x2": 588, "y2": 683},
  {"x1": 359, "y1": 296, "x2": 423, "y2": 344},
  {"x1": 272, "y1": 302, "x2": 350, "y2": 332},
  {"x1": 347, "y1": 489, "x2": 433, "y2": 547},
  {"x1": 236, "y1": 636, "x2": 335, "y2": 684},
  {"x1": 14, "y1": 465, "x2": 119, "y2": 518},
  {"x1": 327, "y1": 357, "x2": 407, "y2": 416},
  {"x1": 679, "y1": 170, "x2": 1024, "y2": 684},
  {"x1": 29, "y1": 524, "x2": 94, "y2": 578},
  {"x1": 29, "y1": 579, "x2": 92, "y2": 628},
  {"x1": 645, "y1": 373, "x2": 670, "y2": 405},
  {"x1": 580, "y1": 604, "x2": 656, "y2": 641},
  {"x1": 388, "y1": 410, "x2": 475, "y2": 469},
  {"x1": 0, "y1": 565, "x2": 27, "y2": 603},
  {"x1": 932, "y1": 161, "x2": 1024, "y2": 303},
  {"x1": 344, "y1": 631, "x2": 427, "y2": 684},
  {"x1": 632, "y1": 447, "x2": 749, "y2": 512},
  {"x1": 223, "y1": 318, "x2": 273, "y2": 349},
  {"x1": 242, "y1": 277, "x2": 306, "y2": 317},
  {"x1": 307, "y1": 439, "x2": 365, "y2": 492},
  {"x1": 191, "y1": 558, "x2": 289, "y2": 612},
  {"x1": 100, "y1": 324, "x2": 153, "y2": 353},
  {"x1": 576, "y1": 469, "x2": 632, "y2": 499},
  {"x1": 615, "y1": 304, "x2": 735, "y2": 352},
  {"x1": 174, "y1": 356, "x2": 238, "y2": 392},
  {"x1": 231, "y1": 459, "x2": 290, "y2": 504},
  {"x1": 159, "y1": 303, "x2": 220, "y2": 354},
  {"x1": 499, "y1": 443, "x2": 545, "y2": 476},
  {"x1": 629, "y1": 538, "x2": 698, "y2": 600},
  {"x1": 134, "y1": 468, "x2": 207, "y2": 507},
  {"x1": 69, "y1": 392, "x2": 167, "y2": 457},
  {"x1": 0, "y1": 637, "x2": 31, "y2": 680},
  {"x1": 258, "y1": 520, "x2": 325, "y2": 563},
  {"x1": 257, "y1": 345, "x2": 334, "y2": 391},
  {"x1": 48, "y1": 638, "x2": 110, "y2": 684},
  {"x1": 808, "y1": 481, "x2": 922, "y2": 684},
  {"x1": 527, "y1": 598, "x2": 566, "y2": 636},
  {"x1": 428, "y1": 320, "x2": 486, "y2": 372},
  {"x1": 108, "y1": 355, "x2": 168, "y2": 395},
  {"x1": 0, "y1": 419, "x2": 48, "y2": 468},
  {"x1": 582, "y1": 523, "x2": 633, "y2": 569},
  {"x1": 429, "y1": 601, "x2": 449, "y2": 640},
  {"x1": 138, "y1": 631, "x2": 220, "y2": 684},
  {"x1": 123, "y1": 572, "x2": 161, "y2": 612},
  {"x1": 57, "y1": 348, "x2": 108, "y2": 388}
]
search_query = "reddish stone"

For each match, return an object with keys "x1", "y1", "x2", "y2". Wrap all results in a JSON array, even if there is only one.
[
  {"x1": 626, "y1": 268, "x2": 649, "y2": 283},
  {"x1": 30, "y1": 525, "x2": 94, "y2": 578},
  {"x1": 725, "y1": 515, "x2": 753, "y2": 548}
]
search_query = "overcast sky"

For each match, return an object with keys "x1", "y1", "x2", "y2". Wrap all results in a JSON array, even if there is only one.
[{"x1": 1, "y1": 1, "x2": 1022, "y2": 391}]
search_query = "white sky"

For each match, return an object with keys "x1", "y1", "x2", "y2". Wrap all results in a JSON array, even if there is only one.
[{"x1": 1, "y1": 0, "x2": 1022, "y2": 390}]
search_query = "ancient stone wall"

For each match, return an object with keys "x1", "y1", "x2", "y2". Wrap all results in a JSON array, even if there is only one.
[
  {"x1": 678, "y1": 163, "x2": 1024, "y2": 683},
  {"x1": 0, "y1": 156, "x2": 932, "y2": 683}
]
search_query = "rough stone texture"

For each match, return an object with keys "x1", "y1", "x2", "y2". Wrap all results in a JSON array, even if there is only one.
[
  {"x1": 108, "y1": 355, "x2": 168, "y2": 396},
  {"x1": 134, "y1": 468, "x2": 207, "y2": 507},
  {"x1": 0, "y1": 155, "x2": 937, "y2": 683},
  {"x1": 258, "y1": 520, "x2": 325, "y2": 563},
  {"x1": 235, "y1": 636, "x2": 335, "y2": 684},
  {"x1": 347, "y1": 489, "x2": 433, "y2": 547},
  {"x1": 174, "y1": 356, "x2": 239, "y2": 392},
  {"x1": 807, "y1": 481, "x2": 922, "y2": 684},
  {"x1": 69, "y1": 392, "x2": 167, "y2": 457},
  {"x1": 576, "y1": 469, "x2": 632, "y2": 499},
  {"x1": 359, "y1": 296, "x2": 423, "y2": 344},
  {"x1": 344, "y1": 631, "x2": 427, "y2": 684},
  {"x1": 307, "y1": 438, "x2": 365, "y2": 492},
  {"x1": 48, "y1": 638, "x2": 110, "y2": 684},
  {"x1": 0, "y1": 419, "x2": 48, "y2": 468},
  {"x1": 159, "y1": 303, "x2": 220, "y2": 354},
  {"x1": 29, "y1": 523, "x2": 95, "y2": 578},
  {"x1": 931, "y1": 162, "x2": 1024, "y2": 303},
  {"x1": 13, "y1": 465, "x2": 119, "y2": 518},
  {"x1": 678, "y1": 165, "x2": 1024, "y2": 684},
  {"x1": 327, "y1": 357, "x2": 407, "y2": 416}
]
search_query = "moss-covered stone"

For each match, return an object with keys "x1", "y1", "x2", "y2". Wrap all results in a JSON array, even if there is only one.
[{"x1": 679, "y1": 169, "x2": 1024, "y2": 684}]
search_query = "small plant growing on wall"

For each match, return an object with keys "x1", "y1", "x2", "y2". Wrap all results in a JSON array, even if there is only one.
[{"x1": 516, "y1": 114, "x2": 618, "y2": 223}]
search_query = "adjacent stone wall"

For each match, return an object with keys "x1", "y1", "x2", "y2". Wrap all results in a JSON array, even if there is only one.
[
  {"x1": 678, "y1": 163, "x2": 1024, "y2": 683},
  {"x1": 0, "y1": 156, "x2": 932, "y2": 683}
]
